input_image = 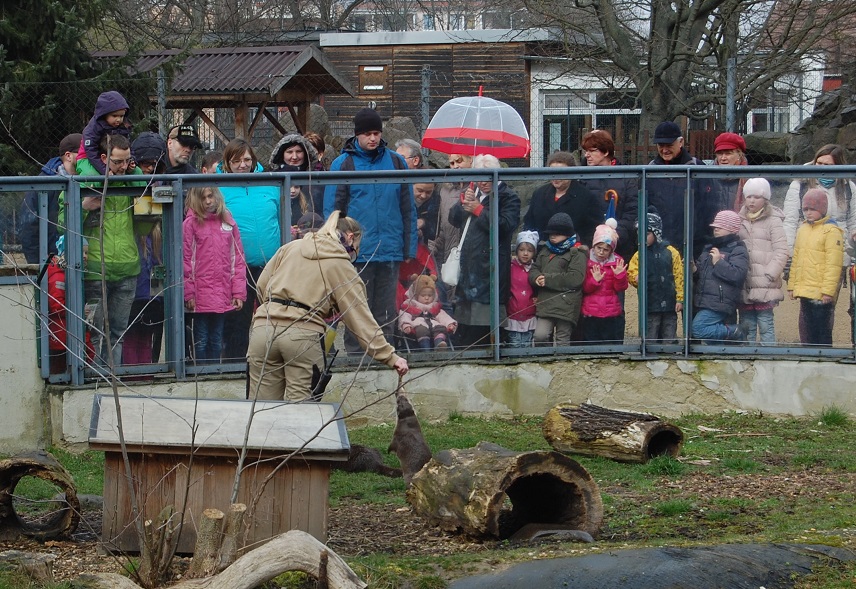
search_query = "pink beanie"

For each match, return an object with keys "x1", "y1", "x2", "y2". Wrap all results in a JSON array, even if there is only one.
[
  {"x1": 593, "y1": 218, "x2": 619, "y2": 248},
  {"x1": 802, "y1": 188, "x2": 828, "y2": 216},
  {"x1": 710, "y1": 210, "x2": 742, "y2": 234}
]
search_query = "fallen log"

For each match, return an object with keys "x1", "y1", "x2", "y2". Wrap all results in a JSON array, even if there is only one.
[
  {"x1": 79, "y1": 529, "x2": 366, "y2": 589},
  {"x1": 542, "y1": 403, "x2": 684, "y2": 464},
  {"x1": 0, "y1": 451, "x2": 80, "y2": 541},
  {"x1": 407, "y1": 442, "x2": 602, "y2": 539}
]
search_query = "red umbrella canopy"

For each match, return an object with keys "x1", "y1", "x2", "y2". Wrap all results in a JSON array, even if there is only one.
[{"x1": 422, "y1": 95, "x2": 530, "y2": 158}]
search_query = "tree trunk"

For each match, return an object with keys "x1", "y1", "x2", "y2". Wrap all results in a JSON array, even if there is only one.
[
  {"x1": 82, "y1": 530, "x2": 366, "y2": 589},
  {"x1": 217, "y1": 503, "x2": 246, "y2": 572},
  {"x1": 187, "y1": 508, "x2": 224, "y2": 578},
  {"x1": 543, "y1": 403, "x2": 684, "y2": 464},
  {"x1": 137, "y1": 505, "x2": 178, "y2": 588},
  {"x1": 407, "y1": 442, "x2": 603, "y2": 539},
  {"x1": 0, "y1": 451, "x2": 80, "y2": 541}
]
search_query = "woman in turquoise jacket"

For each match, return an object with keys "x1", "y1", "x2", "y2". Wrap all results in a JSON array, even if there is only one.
[{"x1": 216, "y1": 138, "x2": 280, "y2": 361}]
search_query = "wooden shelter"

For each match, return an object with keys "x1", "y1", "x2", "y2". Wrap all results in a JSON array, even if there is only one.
[
  {"x1": 88, "y1": 395, "x2": 349, "y2": 553},
  {"x1": 95, "y1": 45, "x2": 354, "y2": 141}
]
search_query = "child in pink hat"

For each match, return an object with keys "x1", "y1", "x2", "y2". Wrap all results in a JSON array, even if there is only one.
[
  {"x1": 691, "y1": 210, "x2": 749, "y2": 342},
  {"x1": 582, "y1": 219, "x2": 628, "y2": 342}
]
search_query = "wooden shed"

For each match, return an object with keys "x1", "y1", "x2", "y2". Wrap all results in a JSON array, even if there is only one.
[
  {"x1": 88, "y1": 395, "x2": 349, "y2": 554},
  {"x1": 319, "y1": 29, "x2": 561, "y2": 166}
]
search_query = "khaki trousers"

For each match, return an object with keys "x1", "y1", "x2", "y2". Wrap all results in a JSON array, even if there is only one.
[{"x1": 247, "y1": 322, "x2": 324, "y2": 402}]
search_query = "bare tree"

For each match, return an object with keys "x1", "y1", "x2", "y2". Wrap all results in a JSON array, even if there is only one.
[{"x1": 520, "y1": 0, "x2": 856, "y2": 132}]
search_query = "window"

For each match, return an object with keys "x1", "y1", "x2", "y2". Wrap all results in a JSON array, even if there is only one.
[
  {"x1": 423, "y1": 14, "x2": 435, "y2": 30},
  {"x1": 359, "y1": 65, "x2": 388, "y2": 94}
]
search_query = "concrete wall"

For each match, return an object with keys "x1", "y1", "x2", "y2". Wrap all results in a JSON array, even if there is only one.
[
  {"x1": 49, "y1": 356, "x2": 856, "y2": 451},
  {"x1": 0, "y1": 280, "x2": 50, "y2": 453}
]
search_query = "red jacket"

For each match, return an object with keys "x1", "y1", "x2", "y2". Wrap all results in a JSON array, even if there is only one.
[
  {"x1": 47, "y1": 257, "x2": 94, "y2": 357},
  {"x1": 507, "y1": 257, "x2": 536, "y2": 321},
  {"x1": 582, "y1": 254, "x2": 628, "y2": 318}
]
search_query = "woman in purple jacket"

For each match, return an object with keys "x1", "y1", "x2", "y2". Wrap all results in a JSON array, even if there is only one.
[{"x1": 183, "y1": 186, "x2": 248, "y2": 363}]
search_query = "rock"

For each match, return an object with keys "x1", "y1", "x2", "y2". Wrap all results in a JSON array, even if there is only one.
[{"x1": 744, "y1": 132, "x2": 789, "y2": 164}]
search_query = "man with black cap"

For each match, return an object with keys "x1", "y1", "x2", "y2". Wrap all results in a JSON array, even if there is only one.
[
  {"x1": 165, "y1": 124, "x2": 202, "y2": 174},
  {"x1": 324, "y1": 107, "x2": 417, "y2": 353},
  {"x1": 647, "y1": 120, "x2": 711, "y2": 259},
  {"x1": 19, "y1": 133, "x2": 83, "y2": 263}
]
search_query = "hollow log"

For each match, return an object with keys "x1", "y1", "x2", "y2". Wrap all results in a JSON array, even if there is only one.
[
  {"x1": 0, "y1": 451, "x2": 80, "y2": 541},
  {"x1": 407, "y1": 441, "x2": 602, "y2": 540},
  {"x1": 80, "y1": 529, "x2": 366, "y2": 589},
  {"x1": 543, "y1": 403, "x2": 684, "y2": 464}
]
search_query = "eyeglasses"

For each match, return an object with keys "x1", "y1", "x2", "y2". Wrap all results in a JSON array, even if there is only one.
[
  {"x1": 109, "y1": 158, "x2": 131, "y2": 165},
  {"x1": 229, "y1": 156, "x2": 253, "y2": 166}
]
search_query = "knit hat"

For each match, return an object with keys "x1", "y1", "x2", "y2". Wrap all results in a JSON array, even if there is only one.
[
  {"x1": 802, "y1": 188, "x2": 828, "y2": 216},
  {"x1": 132, "y1": 132, "x2": 167, "y2": 164},
  {"x1": 653, "y1": 121, "x2": 682, "y2": 144},
  {"x1": 543, "y1": 213, "x2": 575, "y2": 236},
  {"x1": 59, "y1": 133, "x2": 83, "y2": 156},
  {"x1": 648, "y1": 211, "x2": 664, "y2": 242},
  {"x1": 743, "y1": 177, "x2": 771, "y2": 200},
  {"x1": 593, "y1": 218, "x2": 619, "y2": 248},
  {"x1": 297, "y1": 212, "x2": 324, "y2": 232},
  {"x1": 354, "y1": 108, "x2": 383, "y2": 135},
  {"x1": 710, "y1": 209, "x2": 742, "y2": 234},
  {"x1": 516, "y1": 230, "x2": 539, "y2": 250},
  {"x1": 413, "y1": 274, "x2": 437, "y2": 297},
  {"x1": 714, "y1": 132, "x2": 746, "y2": 152}
]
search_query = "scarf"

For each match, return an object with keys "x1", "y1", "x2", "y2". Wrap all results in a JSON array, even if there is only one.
[{"x1": 546, "y1": 235, "x2": 577, "y2": 253}]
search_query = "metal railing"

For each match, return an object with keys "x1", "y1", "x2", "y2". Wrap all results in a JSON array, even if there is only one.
[{"x1": 3, "y1": 162, "x2": 856, "y2": 385}]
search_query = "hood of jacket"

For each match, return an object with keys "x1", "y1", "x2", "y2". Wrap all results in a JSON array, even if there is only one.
[
  {"x1": 298, "y1": 230, "x2": 351, "y2": 262},
  {"x1": 132, "y1": 132, "x2": 167, "y2": 163},
  {"x1": 94, "y1": 91, "x2": 130, "y2": 120},
  {"x1": 269, "y1": 134, "x2": 319, "y2": 171},
  {"x1": 41, "y1": 156, "x2": 65, "y2": 177}
]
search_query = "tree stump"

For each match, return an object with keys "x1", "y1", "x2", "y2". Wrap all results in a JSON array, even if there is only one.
[
  {"x1": 407, "y1": 442, "x2": 603, "y2": 539},
  {"x1": 0, "y1": 451, "x2": 80, "y2": 541},
  {"x1": 543, "y1": 403, "x2": 684, "y2": 464}
]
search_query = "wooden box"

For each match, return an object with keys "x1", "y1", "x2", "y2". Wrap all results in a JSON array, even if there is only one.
[{"x1": 88, "y1": 395, "x2": 349, "y2": 553}]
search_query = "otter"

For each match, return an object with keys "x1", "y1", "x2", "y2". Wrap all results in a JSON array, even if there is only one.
[{"x1": 388, "y1": 391, "x2": 433, "y2": 486}]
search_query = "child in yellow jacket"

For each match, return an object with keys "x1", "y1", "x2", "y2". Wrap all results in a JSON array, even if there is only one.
[{"x1": 788, "y1": 189, "x2": 844, "y2": 346}]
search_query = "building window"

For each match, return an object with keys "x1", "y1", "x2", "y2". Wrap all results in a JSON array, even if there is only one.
[
  {"x1": 359, "y1": 65, "x2": 388, "y2": 94},
  {"x1": 423, "y1": 14, "x2": 435, "y2": 30}
]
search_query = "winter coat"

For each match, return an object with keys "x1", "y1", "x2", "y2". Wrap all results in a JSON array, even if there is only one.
[
  {"x1": 528, "y1": 245, "x2": 587, "y2": 323},
  {"x1": 75, "y1": 157, "x2": 144, "y2": 282},
  {"x1": 782, "y1": 177, "x2": 856, "y2": 260},
  {"x1": 789, "y1": 216, "x2": 845, "y2": 301},
  {"x1": 523, "y1": 181, "x2": 603, "y2": 247},
  {"x1": 416, "y1": 189, "x2": 441, "y2": 244},
  {"x1": 434, "y1": 182, "x2": 464, "y2": 265},
  {"x1": 738, "y1": 204, "x2": 789, "y2": 304},
  {"x1": 270, "y1": 133, "x2": 323, "y2": 212},
  {"x1": 216, "y1": 161, "x2": 280, "y2": 268},
  {"x1": 692, "y1": 234, "x2": 749, "y2": 314},
  {"x1": 579, "y1": 162, "x2": 640, "y2": 259},
  {"x1": 507, "y1": 257, "x2": 537, "y2": 322},
  {"x1": 78, "y1": 91, "x2": 131, "y2": 175},
  {"x1": 646, "y1": 148, "x2": 713, "y2": 258},
  {"x1": 398, "y1": 292, "x2": 457, "y2": 333},
  {"x1": 183, "y1": 210, "x2": 248, "y2": 313},
  {"x1": 582, "y1": 254, "x2": 629, "y2": 318},
  {"x1": 449, "y1": 181, "x2": 521, "y2": 305},
  {"x1": 628, "y1": 241, "x2": 684, "y2": 313},
  {"x1": 324, "y1": 137, "x2": 417, "y2": 263},
  {"x1": 19, "y1": 157, "x2": 69, "y2": 263},
  {"x1": 253, "y1": 229, "x2": 402, "y2": 368}
]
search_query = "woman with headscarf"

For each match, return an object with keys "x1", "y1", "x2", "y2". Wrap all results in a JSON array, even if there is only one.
[{"x1": 270, "y1": 133, "x2": 322, "y2": 217}]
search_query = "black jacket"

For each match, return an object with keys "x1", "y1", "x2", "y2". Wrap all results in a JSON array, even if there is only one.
[
  {"x1": 693, "y1": 234, "x2": 749, "y2": 314},
  {"x1": 523, "y1": 181, "x2": 603, "y2": 247},
  {"x1": 449, "y1": 181, "x2": 520, "y2": 305},
  {"x1": 580, "y1": 169, "x2": 640, "y2": 259},
  {"x1": 647, "y1": 149, "x2": 713, "y2": 259},
  {"x1": 644, "y1": 241, "x2": 678, "y2": 313}
]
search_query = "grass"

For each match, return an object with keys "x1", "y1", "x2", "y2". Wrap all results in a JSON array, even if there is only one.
[{"x1": 7, "y1": 412, "x2": 856, "y2": 588}]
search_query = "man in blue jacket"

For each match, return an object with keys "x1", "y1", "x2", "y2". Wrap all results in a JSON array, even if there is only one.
[{"x1": 324, "y1": 108, "x2": 417, "y2": 353}]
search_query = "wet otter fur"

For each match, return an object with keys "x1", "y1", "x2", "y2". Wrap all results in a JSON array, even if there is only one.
[
  {"x1": 388, "y1": 391, "x2": 433, "y2": 485},
  {"x1": 336, "y1": 444, "x2": 402, "y2": 477}
]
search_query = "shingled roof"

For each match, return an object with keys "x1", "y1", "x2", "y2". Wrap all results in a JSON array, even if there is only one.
[{"x1": 94, "y1": 45, "x2": 354, "y2": 99}]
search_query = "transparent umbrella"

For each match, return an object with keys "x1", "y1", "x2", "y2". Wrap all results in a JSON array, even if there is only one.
[{"x1": 421, "y1": 88, "x2": 530, "y2": 158}]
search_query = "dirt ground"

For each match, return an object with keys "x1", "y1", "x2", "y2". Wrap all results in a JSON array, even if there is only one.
[{"x1": 2, "y1": 468, "x2": 854, "y2": 584}]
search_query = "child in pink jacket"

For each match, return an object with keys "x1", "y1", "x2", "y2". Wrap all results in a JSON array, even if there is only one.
[
  {"x1": 398, "y1": 275, "x2": 457, "y2": 350},
  {"x1": 582, "y1": 219, "x2": 628, "y2": 342},
  {"x1": 183, "y1": 186, "x2": 247, "y2": 362}
]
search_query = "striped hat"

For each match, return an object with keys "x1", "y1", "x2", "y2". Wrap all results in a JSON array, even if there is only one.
[{"x1": 710, "y1": 210, "x2": 742, "y2": 234}]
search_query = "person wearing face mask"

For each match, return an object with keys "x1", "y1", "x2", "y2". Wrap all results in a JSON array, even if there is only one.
[
  {"x1": 783, "y1": 144, "x2": 856, "y2": 258},
  {"x1": 247, "y1": 211, "x2": 409, "y2": 401}
]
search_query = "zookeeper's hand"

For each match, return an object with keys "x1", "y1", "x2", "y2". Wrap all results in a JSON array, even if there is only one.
[
  {"x1": 233, "y1": 298, "x2": 244, "y2": 311},
  {"x1": 393, "y1": 357, "x2": 409, "y2": 376}
]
